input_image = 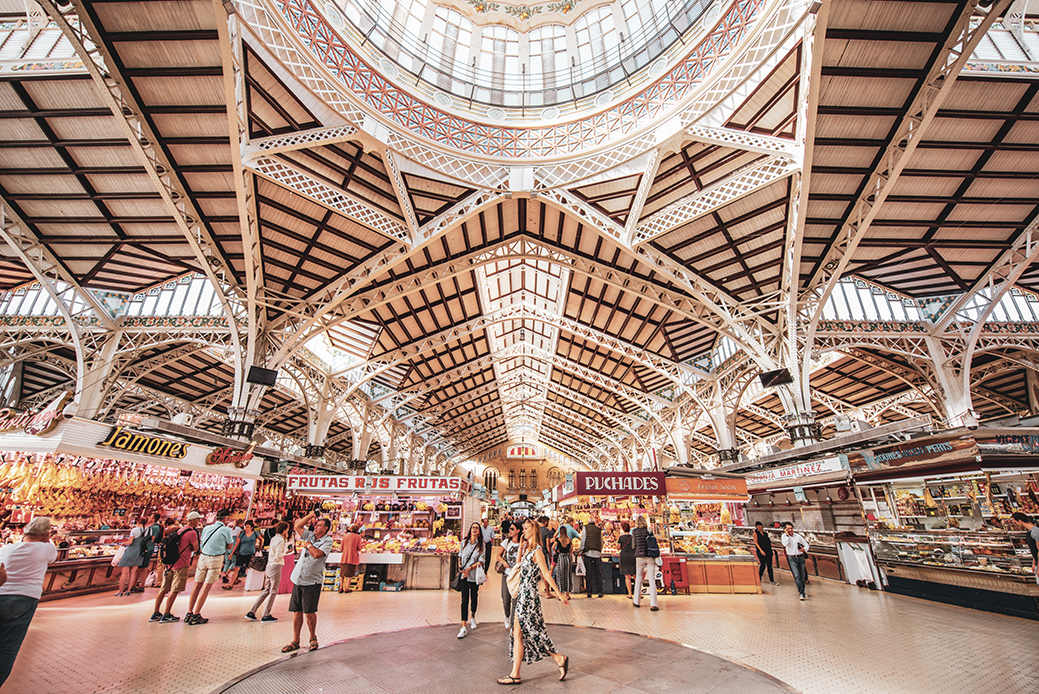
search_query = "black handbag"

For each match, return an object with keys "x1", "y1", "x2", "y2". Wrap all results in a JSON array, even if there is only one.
[
  {"x1": 249, "y1": 555, "x2": 268, "y2": 572},
  {"x1": 451, "y1": 572, "x2": 463, "y2": 591}
]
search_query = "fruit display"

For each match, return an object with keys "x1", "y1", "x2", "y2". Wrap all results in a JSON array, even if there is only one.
[{"x1": 0, "y1": 452, "x2": 247, "y2": 523}]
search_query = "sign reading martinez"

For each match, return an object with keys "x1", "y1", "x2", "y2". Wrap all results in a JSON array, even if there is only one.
[
  {"x1": 746, "y1": 456, "x2": 848, "y2": 486},
  {"x1": 574, "y1": 472, "x2": 665, "y2": 496},
  {"x1": 286, "y1": 475, "x2": 471, "y2": 494}
]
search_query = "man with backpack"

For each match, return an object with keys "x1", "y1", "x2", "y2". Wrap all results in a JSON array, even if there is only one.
[
  {"x1": 149, "y1": 512, "x2": 201, "y2": 623},
  {"x1": 631, "y1": 515, "x2": 659, "y2": 611}
]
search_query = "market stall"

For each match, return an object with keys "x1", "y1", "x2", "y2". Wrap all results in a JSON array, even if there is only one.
[
  {"x1": 0, "y1": 405, "x2": 260, "y2": 600},
  {"x1": 285, "y1": 474, "x2": 471, "y2": 590},
  {"x1": 551, "y1": 471, "x2": 668, "y2": 594},
  {"x1": 664, "y1": 470, "x2": 759, "y2": 594},
  {"x1": 847, "y1": 429, "x2": 1039, "y2": 620},
  {"x1": 742, "y1": 455, "x2": 869, "y2": 584}
]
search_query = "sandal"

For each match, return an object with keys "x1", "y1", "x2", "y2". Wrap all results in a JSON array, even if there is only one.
[
  {"x1": 497, "y1": 677, "x2": 522, "y2": 685},
  {"x1": 558, "y1": 655, "x2": 569, "y2": 681},
  {"x1": 309, "y1": 638, "x2": 319, "y2": 651},
  {"x1": 281, "y1": 641, "x2": 299, "y2": 653}
]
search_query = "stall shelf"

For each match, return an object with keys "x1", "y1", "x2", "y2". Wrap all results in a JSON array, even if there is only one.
[
  {"x1": 846, "y1": 428, "x2": 1039, "y2": 619},
  {"x1": 284, "y1": 474, "x2": 471, "y2": 590},
  {"x1": 663, "y1": 470, "x2": 760, "y2": 594}
]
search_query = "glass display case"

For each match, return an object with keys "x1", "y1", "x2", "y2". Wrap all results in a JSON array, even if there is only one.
[
  {"x1": 667, "y1": 525, "x2": 753, "y2": 558},
  {"x1": 870, "y1": 529, "x2": 1033, "y2": 577},
  {"x1": 59, "y1": 530, "x2": 129, "y2": 561}
]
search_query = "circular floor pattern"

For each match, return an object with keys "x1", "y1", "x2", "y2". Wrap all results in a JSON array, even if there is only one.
[{"x1": 213, "y1": 623, "x2": 799, "y2": 693}]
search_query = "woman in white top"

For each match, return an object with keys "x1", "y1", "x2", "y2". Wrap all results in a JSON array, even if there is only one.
[
  {"x1": 246, "y1": 521, "x2": 290, "y2": 622},
  {"x1": 0, "y1": 516, "x2": 58, "y2": 686}
]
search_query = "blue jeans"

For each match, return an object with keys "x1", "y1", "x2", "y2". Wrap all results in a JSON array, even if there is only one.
[
  {"x1": 0, "y1": 594, "x2": 40, "y2": 686},
  {"x1": 789, "y1": 555, "x2": 807, "y2": 597}
]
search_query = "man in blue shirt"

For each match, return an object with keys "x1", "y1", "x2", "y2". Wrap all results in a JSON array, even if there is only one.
[
  {"x1": 185, "y1": 509, "x2": 234, "y2": 625},
  {"x1": 283, "y1": 509, "x2": 335, "y2": 653}
]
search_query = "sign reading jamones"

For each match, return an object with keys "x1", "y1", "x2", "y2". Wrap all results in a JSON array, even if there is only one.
[
  {"x1": 286, "y1": 475, "x2": 471, "y2": 495},
  {"x1": 575, "y1": 472, "x2": 665, "y2": 496}
]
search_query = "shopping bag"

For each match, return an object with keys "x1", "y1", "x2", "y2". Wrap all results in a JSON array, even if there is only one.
[
  {"x1": 575, "y1": 555, "x2": 586, "y2": 576},
  {"x1": 110, "y1": 546, "x2": 126, "y2": 566},
  {"x1": 472, "y1": 565, "x2": 488, "y2": 585},
  {"x1": 144, "y1": 570, "x2": 158, "y2": 587}
]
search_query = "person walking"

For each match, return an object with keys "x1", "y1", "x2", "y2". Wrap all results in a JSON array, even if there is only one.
[
  {"x1": 499, "y1": 521, "x2": 522, "y2": 626},
  {"x1": 247, "y1": 521, "x2": 290, "y2": 622},
  {"x1": 631, "y1": 516, "x2": 658, "y2": 610},
  {"x1": 131, "y1": 513, "x2": 163, "y2": 593},
  {"x1": 481, "y1": 517, "x2": 496, "y2": 572},
  {"x1": 338, "y1": 524, "x2": 362, "y2": 593},
  {"x1": 224, "y1": 520, "x2": 262, "y2": 591},
  {"x1": 185, "y1": 509, "x2": 234, "y2": 625},
  {"x1": 283, "y1": 510, "x2": 334, "y2": 652},
  {"x1": 0, "y1": 516, "x2": 57, "y2": 686},
  {"x1": 149, "y1": 511, "x2": 201, "y2": 623},
  {"x1": 497, "y1": 517, "x2": 570, "y2": 686},
  {"x1": 580, "y1": 518, "x2": 604, "y2": 598},
  {"x1": 1011, "y1": 512, "x2": 1039, "y2": 583},
  {"x1": 457, "y1": 522, "x2": 485, "y2": 639},
  {"x1": 618, "y1": 521, "x2": 635, "y2": 597},
  {"x1": 115, "y1": 517, "x2": 147, "y2": 597},
  {"x1": 552, "y1": 526, "x2": 573, "y2": 601},
  {"x1": 537, "y1": 516, "x2": 552, "y2": 598},
  {"x1": 781, "y1": 522, "x2": 810, "y2": 600},
  {"x1": 755, "y1": 521, "x2": 777, "y2": 585}
]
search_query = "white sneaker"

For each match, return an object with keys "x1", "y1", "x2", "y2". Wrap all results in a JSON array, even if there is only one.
[
  {"x1": 457, "y1": 626, "x2": 467, "y2": 639},
  {"x1": 469, "y1": 617, "x2": 477, "y2": 630}
]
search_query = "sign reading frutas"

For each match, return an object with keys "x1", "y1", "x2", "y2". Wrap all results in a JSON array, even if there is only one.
[
  {"x1": 0, "y1": 392, "x2": 70, "y2": 436},
  {"x1": 98, "y1": 426, "x2": 189, "y2": 459},
  {"x1": 206, "y1": 446, "x2": 254, "y2": 469},
  {"x1": 286, "y1": 475, "x2": 471, "y2": 494},
  {"x1": 574, "y1": 472, "x2": 665, "y2": 496}
]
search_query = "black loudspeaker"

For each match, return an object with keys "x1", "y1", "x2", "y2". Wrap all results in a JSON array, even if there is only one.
[
  {"x1": 246, "y1": 366, "x2": 279, "y2": 386},
  {"x1": 759, "y1": 368, "x2": 793, "y2": 388}
]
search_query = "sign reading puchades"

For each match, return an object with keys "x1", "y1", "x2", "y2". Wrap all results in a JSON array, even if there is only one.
[
  {"x1": 286, "y1": 475, "x2": 472, "y2": 495},
  {"x1": 574, "y1": 472, "x2": 665, "y2": 496},
  {"x1": 0, "y1": 392, "x2": 70, "y2": 436}
]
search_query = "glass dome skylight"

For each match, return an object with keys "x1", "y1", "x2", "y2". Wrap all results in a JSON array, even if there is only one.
[{"x1": 336, "y1": 0, "x2": 715, "y2": 109}]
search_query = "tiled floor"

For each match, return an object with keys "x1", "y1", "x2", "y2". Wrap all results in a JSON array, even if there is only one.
[
  {"x1": 7, "y1": 572, "x2": 1039, "y2": 694},
  {"x1": 215, "y1": 625, "x2": 796, "y2": 694}
]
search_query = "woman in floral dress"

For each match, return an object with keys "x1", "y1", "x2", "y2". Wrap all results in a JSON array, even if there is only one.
[{"x1": 498, "y1": 518, "x2": 570, "y2": 685}]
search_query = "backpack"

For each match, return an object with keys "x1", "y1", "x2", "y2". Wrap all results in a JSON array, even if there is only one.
[
  {"x1": 160, "y1": 528, "x2": 188, "y2": 565},
  {"x1": 646, "y1": 533, "x2": 661, "y2": 559}
]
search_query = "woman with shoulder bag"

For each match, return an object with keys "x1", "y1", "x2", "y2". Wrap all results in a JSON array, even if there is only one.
[
  {"x1": 224, "y1": 521, "x2": 262, "y2": 590},
  {"x1": 497, "y1": 517, "x2": 571, "y2": 686},
  {"x1": 457, "y1": 522, "x2": 485, "y2": 639},
  {"x1": 618, "y1": 521, "x2": 636, "y2": 597},
  {"x1": 631, "y1": 516, "x2": 658, "y2": 611},
  {"x1": 246, "y1": 521, "x2": 289, "y2": 622},
  {"x1": 498, "y1": 522, "x2": 522, "y2": 627},
  {"x1": 551, "y1": 527, "x2": 573, "y2": 602}
]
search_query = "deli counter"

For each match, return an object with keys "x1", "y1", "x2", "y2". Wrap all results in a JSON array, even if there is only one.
[{"x1": 870, "y1": 529, "x2": 1039, "y2": 620}]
